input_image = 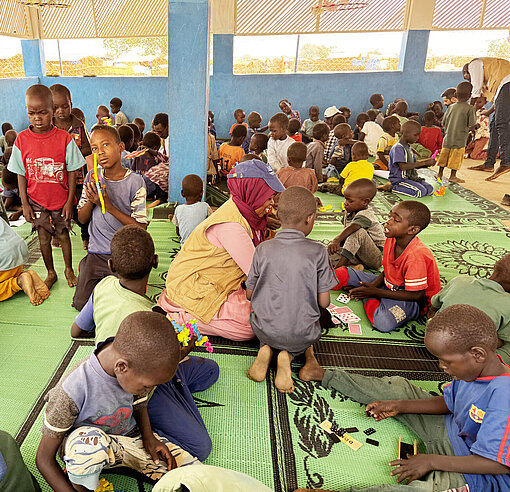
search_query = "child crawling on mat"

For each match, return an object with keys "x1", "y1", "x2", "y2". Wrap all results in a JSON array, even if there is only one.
[
  {"x1": 36, "y1": 311, "x2": 199, "y2": 492},
  {"x1": 245, "y1": 186, "x2": 338, "y2": 393},
  {"x1": 333, "y1": 200, "x2": 440, "y2": 333},
  {"x1": 296, "y1": 305, "x2": 510, "y2": 492}
]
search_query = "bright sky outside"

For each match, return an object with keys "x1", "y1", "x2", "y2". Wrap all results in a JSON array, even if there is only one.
[{"x1": 0, "y1": 29, "x2": 508, "y2": 61}]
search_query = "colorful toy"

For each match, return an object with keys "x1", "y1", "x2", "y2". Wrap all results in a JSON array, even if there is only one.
[
  {"x1": 91, "y1": 153, "x2": 106, "y2": 214},
  {"x1": 431, "y1": 150, "x2": 439, "y2": 159},
  {"x1": 100, "y1": 116, "x2": 112, "y2": 126},
  {"x1": 318, "y1": 204, "x2": 333, "y2": 212},
  {"x1": 327, "y1": 177, "x2": 339, "y2": 183},
  {"x1": 170, "y1": 318, "x2": 213, "y2": 353},
  {"x1": 434, "y1": 176, "x2": 446, "y2": 197},
  {"x1": 95, "y1": 478, "x2": 114, "y2": 492}
]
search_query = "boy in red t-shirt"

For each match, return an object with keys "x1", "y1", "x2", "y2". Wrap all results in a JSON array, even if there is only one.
[
  {"x1": 333, "y1": 201, "x2": 440, "y2": 333},
  {"x1": 8, "y1": 84, "x2": 86, "y2": 289},
  {"x1": 418, "y1": 110, "x2": 443, "y2": 155}
]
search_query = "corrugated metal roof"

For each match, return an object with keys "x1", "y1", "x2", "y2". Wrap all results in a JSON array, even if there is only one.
[
  {"x1": 432, "y1": 0, "x2": 484, "y2": 29},
  {"x1": 482, "y1": 0, "x2": 510, "y2": 28},
  {"x1": 0, "y1": 1, "x2": 29, "y2": 37}
]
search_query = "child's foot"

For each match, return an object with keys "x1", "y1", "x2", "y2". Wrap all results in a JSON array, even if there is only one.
[
  {"x1": 51, "y1": 237, "x2": 62, "y2": 248},
  {"x1": 64, "y1": 268, "x2": 78, "y2": 287},
  {"x1": 82, "y1": 239, "x2": 89, "y2": 250},
  {"x1": 275, "y1": 351, "x2": 294, "y2": 393},
  {"x1": 350, "y1": 264, "x2": 364, "y2": 271},
  {"x1": 449, "y1": 176, "x2": 465, "y2": 183},
  {"x1": 247, "y1": 345, "x2": 273, "y2": 382},
  {"x1": 299, "y1": 346, "x2": 325, "y2": 382},
  {"x1": 17, "y1": 271, "x2": 43, "y2": 306},
  {"x1": 485, "y1": 165, "x2": 510, "y2": 181},
  {"x1": 27, "y1": 270, "x2": 50, "y2": 300},
  {"x1": 377, "y1": 182, "x2": 392, "y2": 192},
  {"x1": 44, "y1": 270, "x2": 58, "y2": 290}
]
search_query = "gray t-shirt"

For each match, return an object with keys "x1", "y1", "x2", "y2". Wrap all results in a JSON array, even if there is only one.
[
  {"x1": 246, "y1": 229, "x2": 338, "y2": 355},
  {"x1": 344, "y1": 207, "x2": 385, "y2": 249},
  {"x1": 172, "y1": 201, "x2": 213, "y2": 244},
  {"x1": 442, "y1": 102, "x2": 476, "y2": 149}
]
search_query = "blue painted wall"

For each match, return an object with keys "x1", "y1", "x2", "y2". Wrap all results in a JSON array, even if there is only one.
[{"x1": 0, "y1": 32, "x2": 463, "y2": 138}]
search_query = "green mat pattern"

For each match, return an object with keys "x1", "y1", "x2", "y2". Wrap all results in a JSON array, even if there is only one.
[{"x1": 2, "y1": 179, "x2": 510, "y2": 491}]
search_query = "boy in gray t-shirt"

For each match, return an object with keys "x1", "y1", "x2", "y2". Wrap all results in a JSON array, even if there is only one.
[
  {"x1": 246, "y1": 187, "x2": 338, "y2": 394},
  {"x1": 328, "y1": 179, "x2": 385, "y2": 270}
]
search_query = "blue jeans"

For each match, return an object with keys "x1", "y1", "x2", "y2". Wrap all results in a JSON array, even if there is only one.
[
  {"x1": 148, "y1": 355, "x2": 219, "y2": 461},
  {"x1": 390, "y1": 179, "x2": 433, "y2": 198},
  {"x1": 484, "y1": 82, "x2": 510, "y2": 168},
  {"x1": 344, "y1": 268, "x2": 421, "y2": 333}
]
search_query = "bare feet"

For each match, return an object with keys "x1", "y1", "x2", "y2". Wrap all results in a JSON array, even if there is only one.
[
  {"x1": 486, "y1": 165, "x2": 510, "y2": 182},
  {"x1": 247, "y1": 345, "x2": 273, "y2": 382},
  {"x1": 469, "y1": 164, "x2": 493, "y2": 172},
  {"x1": 52, "y1": 237, "x2": 62, "y2": 248},
  {"x1": 275, "y1": 351, "x2": 294, "y2": 393},
  {"x1": 65, "y1": 267, "x2": 78, "y2": 287},
  {"x1": 27, "y1": 270, "x2": 50, "y2": 300},
  {"x1": 299, "y1": 346, "x2": 326, "y2": 382},
  {"x1": 44, "y1": 270, "x2": 58, "y2": 290},
  {"x1": 377, "y1": 182, "x2": 392, "y2": 192},
  {"x1": 449, "y1": 176, "x2": 465, "y2": 183},
  {"x1": 350, "y1": 264, "x2": 364, "y2": 271},
  {"x1": 17, "y1": 271, "x2": 43, "y2": 306}
]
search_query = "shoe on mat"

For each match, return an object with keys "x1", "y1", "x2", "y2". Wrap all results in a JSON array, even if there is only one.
[{"x1": 502, "y1": 194, "x2": 510, "y2": 206}]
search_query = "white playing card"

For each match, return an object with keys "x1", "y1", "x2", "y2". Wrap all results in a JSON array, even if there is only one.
[{"x1": 336, "y1": 293, "x2": 351, "y2": 303}]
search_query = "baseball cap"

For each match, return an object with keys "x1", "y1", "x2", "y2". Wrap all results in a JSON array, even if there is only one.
[
  {"x1": 227, "y1": 159, "x2": 284, "y2": 192},
  {"x1": 324, "y1": 106, "x2": 340, "y2": 118}
]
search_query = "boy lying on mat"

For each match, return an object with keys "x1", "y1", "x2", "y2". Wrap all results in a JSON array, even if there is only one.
[
  {"x1": 295, "y1": 305, "x2": 510, "y2": 492},
  {"x1": 246, "y1": 187, "x2": 338, "y2": 393}
]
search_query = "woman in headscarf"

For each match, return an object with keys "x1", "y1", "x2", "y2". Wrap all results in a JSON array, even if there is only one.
[{"x1": 158, "y1": 159, "x2": 284, "y2": 340}]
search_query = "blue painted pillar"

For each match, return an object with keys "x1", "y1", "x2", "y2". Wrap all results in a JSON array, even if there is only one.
[
  {"x1": 168, "y1": 0, "x2": 210, "y2": 202},
  {"x1": 398, "y1": 30, "x2": 430, "y2": 73},
  {"x1": 21, "y1": 39, "x2": 45, "y2": 78}
]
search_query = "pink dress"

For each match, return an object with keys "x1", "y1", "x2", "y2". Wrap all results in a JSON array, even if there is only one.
[{"x1": 158, "y1": 222, "x2": 256, "y2": 341}]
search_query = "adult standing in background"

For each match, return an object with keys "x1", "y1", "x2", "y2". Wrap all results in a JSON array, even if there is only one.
[{"x1": 463, "y1": 57, "x2": 510, "y2": 205}]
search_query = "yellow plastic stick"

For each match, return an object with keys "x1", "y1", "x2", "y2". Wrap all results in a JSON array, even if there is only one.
[{"x1": 93, "y1": 153, "x2": 106, "y2": 214}]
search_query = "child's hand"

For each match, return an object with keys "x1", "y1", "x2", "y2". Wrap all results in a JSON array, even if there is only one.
[
  {"x1": 22, "y1": 203, "x2": 34, "y2": 223},
  {"x1": 328, "y1": 238, "x2": 341, "y2": 254},
  {"x1": 349, "y1": 282, "x2": 380, "y2": 299},
  {"x1": 62, "y1": 201, "x2": 74, "y2": 221},
  {"x1": 101, "y1": 186, "x2": 112, "y2": 212},
  {"x1": 85, "y1": 182, "x2": 100, "y2": 205},
  {"x1": 418, "y1": 158, "x2": 436, "y2": 167},
  {"x1": 267, "y1": 215, "x2": 281, "y2": 231},
  {"x1": 143, "y1": 435, "x2": 177, "y2": 470},
  {"x1": 180, "y1": 334, "x2": 197, "y2": 361},
  {"x1": 365, "y1": 400, "x2": 401, "y2": 421},
  {"x1": 389, "y1": 454, "x2": 434, "y2": 483}
]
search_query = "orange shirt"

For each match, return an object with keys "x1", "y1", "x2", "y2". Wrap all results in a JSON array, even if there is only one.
[
  {"x1": 289, "y1": 133, "x2": 303, "y2": 142},
  {"x1": 229, "y1": 122, "x2": 248, "y2": 135},
  {"x1": 218, "y1": 143, "x2": 245, "y2": 176},
  {"x1": 277, "y1": 167, "x2": 318, "y2": 193}
]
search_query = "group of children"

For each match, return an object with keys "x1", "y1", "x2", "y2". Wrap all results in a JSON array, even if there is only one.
[{"x1": 1, "y1": 80, "x2": 510, "y2": 492}]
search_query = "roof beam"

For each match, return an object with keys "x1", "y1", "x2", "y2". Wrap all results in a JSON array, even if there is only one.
[
  {"x1": 404, "y1": 0, "x2": 436, "y2": 30},
  {"x1": 24, "y1": 5, "x2": 42, "y2": 39}
]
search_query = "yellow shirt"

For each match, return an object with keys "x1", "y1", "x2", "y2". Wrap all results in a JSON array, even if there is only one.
[{"x1": 340, "y1": 159, "x2": 374, "y2": 193}]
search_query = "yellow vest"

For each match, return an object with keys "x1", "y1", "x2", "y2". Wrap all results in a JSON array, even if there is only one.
[
  {"x1": 165, "y1": 198, "x2": 253, "y2": 323},
  {"x1": 479, "y1": 57, "x2": 510, "y2": 102}
]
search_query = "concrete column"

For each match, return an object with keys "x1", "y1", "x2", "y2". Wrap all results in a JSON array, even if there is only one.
[
  {"x1": 168, "y1": 0, "x2": 210, "y2": 202},
  {"x1": 398, "y1": 30, "x2": 430, "y2": 73},
  {"x1": 21, "y1": 39, "x2": 45, "y2": 78}
]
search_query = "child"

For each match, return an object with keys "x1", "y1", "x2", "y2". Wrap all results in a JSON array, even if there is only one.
[
  {"x1": 279, "y1": 99, "x2": 301, "y2": 122},
  {"x1": 333, "y1": 200, "x2": 440, "y2": 333},
  {"x1": 288, "y1": 118, "x2": 302, "y2": 142},
  {"x1": 359, "y1": 112, "x2": 384, "y2": 157},
  {"x1": 127, "y1": 122, "x2": 141, "y2": 151},
  {"x1": 324, "y1": 106, "x2": 341, "y2": 129},
  {"x1": 110, "y1": 96, "x2": 128, "y2": 126},
  {"x1": 437, "y1": 81, "x2": 476, "y2": 183},
  {"x1": 229, "y1": 109, "x2": 248, "y2": 135},
  {"x1": 1, "y1": 166, "x2": 21, "y2": 214},
  {"x1": 304, "y1": 305, "x2": 510, "y2": 491},
  {"x1": 387, "y1": 120, "x2": 435, "y2": 197},
  {"x1": 441, "y1": 87, "x2": 458, "y2": 107},
  {"x1": 171, "y1": 174, "x2": 212, "y2": 244},
  {"x1": 243, "y1": 111, "x2": 264, "y2": 152},
  {"x1": 72, "y1": 125, "x2": 147, "y2": 311},
  {"x1": 267, "y1": 113, "x2": 294, "y2": 172},
  {"x1": 277, "y1": 142, "x2": 318, "y2": 193},
  {"x1": 429, "y1": 253, "x2": 510, "y2": 363},
  {"x1": 328, "y1": 178, "x2": 385, "y2": 270},
  {"x1": 70, "y1": 107, "x2": 85, "y2": 124},
  {"x1": 207, "y1": 122, "x2": 219, "y2": 183},
  {"x1": 36, "y1": 311, "x2": 199, "y2": 491},
  {"x1": 0, "y1": 216, "x2": 49, "y2": 305},
  {"x1": 465, "y1": 95, "x2": 490, "y2": 160},
  {"x1": 0, "y1": 122, "x2": 13, "y2": 153},
  {"x1": 249, "y1": 132, "x2": 269, "y2": 163},
  {"x1": 71, "y1": 225, "x2": 220, "y2": 461},
  {"x1": 428, "y1": 100, "x2": 445, "y2": 126},
  {"x1": 418, "y1": 110, "x2": 443, "y2": 155},
  {"x1": 301, "y1": 105, "x2": 322, "y2": 139},
  {"x1": 305, "y1": 122, "x2": 330, "y2": 182},
  {"x1": 323, "y1": 114, "x2": 346, "y2": 163},
  {"x1": 339, "y1": 106, "x2": 351, "y2": 123},
  {"x1": 374, "y1": 115, "x2": 400, "y2": 171},
  {"x1": 208, "y1": 110, "x2": 216, "y2": 137},
  {"x1": 338, "y1": 141, "x2": 374, "y2": 194},
  {"x1": 118, "y1": 124, "x2": 134, "y2": 168},
  {"x1": 329, "y1": 123, "x2": 355, "y2": 174},
  {"x1": 8, "y1": 84, "x2": 85, "y2": 289},
  {"x1": 218, "y1": 125, "x2": 246, "y2": 177},
  {"x1": 246, "y1": 186, "x2": 338, "y2": 393},
  {"x1": 133, "y1": 117, "x2": 145, "y2": 137},
  {"x1": 152, "y1": 113, "x2": 169, "y2": 155},
  {"x1": 393, "y1": 100, "x2": 409, "y2": 126},
  {"x1": 126, "y1": 131, "x2": 167, "y2": 175},
  {"x1": 96, "y1": 105, "x2": 111, "y2": 125},
  {"x1": 369, "y1": 93, "x2": 385, "y2": 125}
]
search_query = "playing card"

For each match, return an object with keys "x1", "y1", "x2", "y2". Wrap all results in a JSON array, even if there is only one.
[
  {"x1": 331, "y1": 306, "x2": 351, "y2": 314},
  {"x1": 337, "y1": 293, "x2": 351, "y2": 303},
  {"x1": 338, "y1": 312, "x2": 361, "y2": 324},
  {"x1": 348, "y1": 323, "x2": 362, "y2": 335},
  {"x1": 332, "y1": 317, "x2": 341, "y2": 325}
]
